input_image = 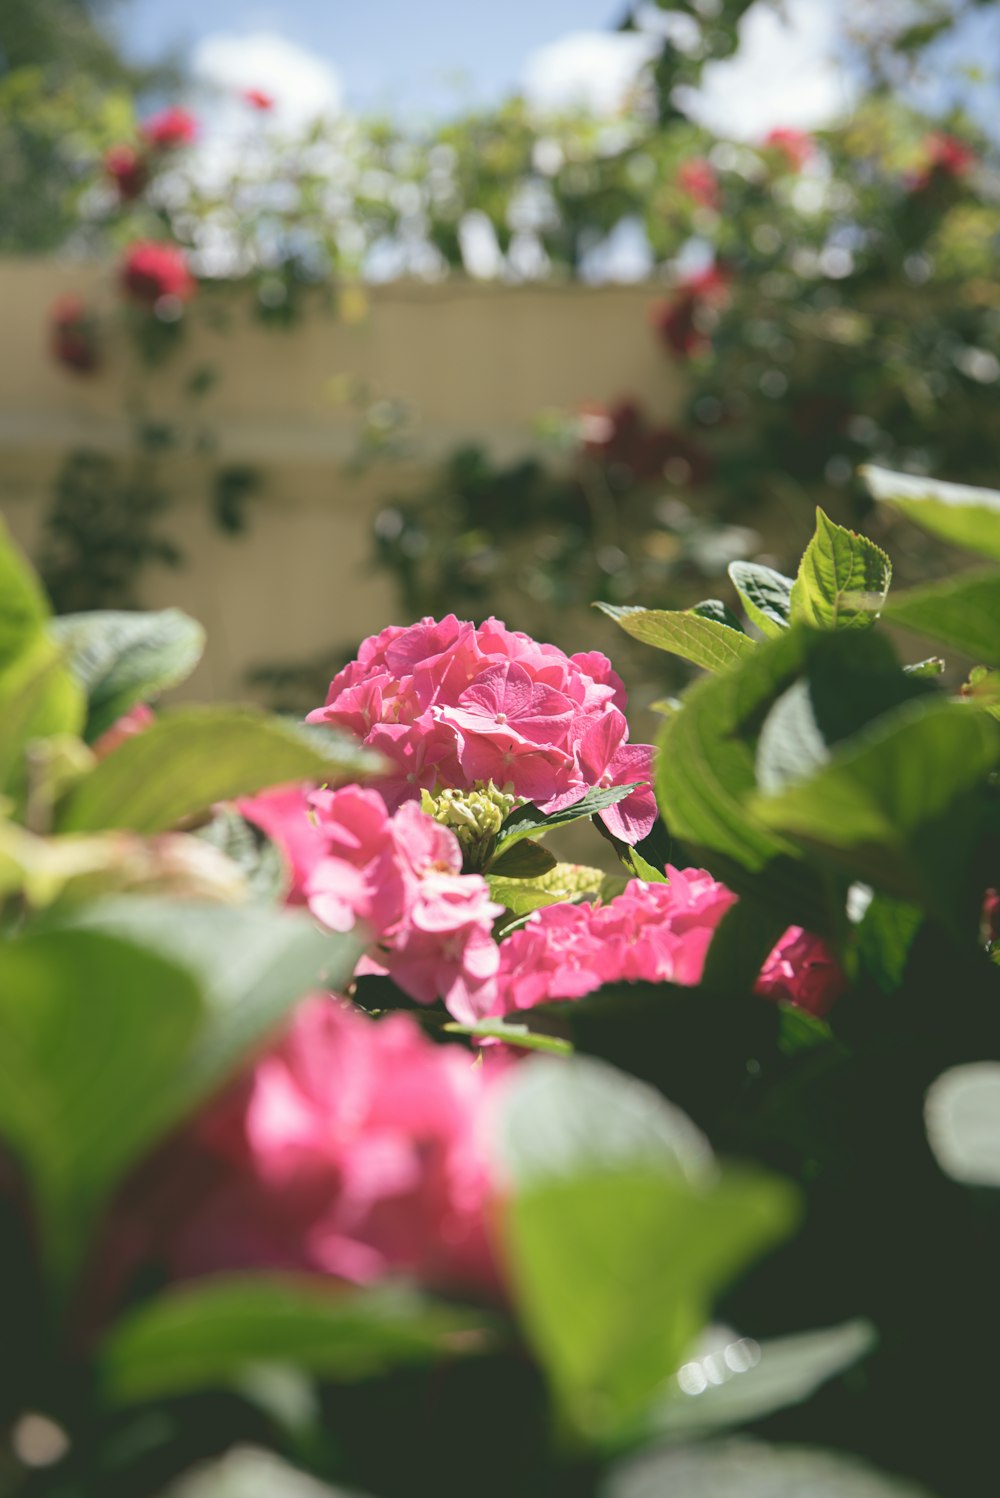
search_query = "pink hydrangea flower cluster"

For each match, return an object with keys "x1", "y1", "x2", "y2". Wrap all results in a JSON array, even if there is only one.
[
  {"x1": 306, "y1": 615, "x2": 657, "y2": 846},
  {"x1": 488, "y1": 866, "x2": 843, "y2": 1020},
  {"x1": 101, "y1": 998, "x2": 503, "y2": 1306},
  {"x1": 242, "y1": 784, "x2": 503, "y2": 1024}
]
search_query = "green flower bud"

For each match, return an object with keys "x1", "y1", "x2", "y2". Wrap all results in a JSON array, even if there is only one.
[{"x1": 420, "y1": 781, "x2": 518, "y2": 869}]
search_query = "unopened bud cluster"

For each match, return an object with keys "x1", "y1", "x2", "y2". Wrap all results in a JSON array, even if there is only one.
[{"x1": 420, "y1": 782, "x2": 517, "y2": 869}]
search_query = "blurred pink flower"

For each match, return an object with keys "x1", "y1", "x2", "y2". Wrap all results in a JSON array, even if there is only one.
[
  {"x1": 763, "y1": 127, "x2": 814, "y2": 171},
  {"x1": 50, "y1": 295, "x2": 100, "y2": 375},
  {"x1": 677, "y1": 157, "x2": 720, "y2": 209},
  {"x1": 101, "y1": 998, "x2": 504, "y2": 1305},
  {"x1": 104, "y1": 143, "x2": 148, "y2": 201},
  {"x1": 243, "y1": 88, "x2": 275, "y2": 111},
  {"x1": 140, "y1": 105, "x2": 198, "y2": 149},
  {"x1": 92, "y1": 703, "x2": 155, "y2": 759},
  {"x1": 120, "y1": 241, "x2": 197, "y2": 306},
  {"x1": 756, "y1": 926, "x2": 846, "y2": 1018}
]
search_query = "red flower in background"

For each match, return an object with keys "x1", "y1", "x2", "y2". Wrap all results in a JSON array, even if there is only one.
[
  {"x1": 677, "y1": 157, "x2": 720, "y2": 209},
  {"x1": 764, "y1": 127, "x2": 814, "y2": 171},
  {"x1": 649, "y1": 263, "x2": 731, "y2": 360},
  {"x1": 243, "y1": 88, "x2": 275, "y2": 111},
  {"x1": 140, "y1": 105, "x2": 198, "y2": 149},
  {"x1": 120, "y1": 240, "x2": 197, "y2": 307},
  {"x1": 50, "y1": 295, "x2": 100, "y2": 374},
  {"x1": 104, "y1": 144, "x2": 148, "y2": 201},
  {"x1": 911, "y1": 131, "x2": 976, "y2": 191},
  {"x1": 580, "y1": 398, "x2": 712, "y2": 486}
]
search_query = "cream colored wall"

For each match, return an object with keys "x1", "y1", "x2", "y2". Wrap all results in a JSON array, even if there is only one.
[{"x1": 0, "y1": 260, "x2": 681, "y2": 701}]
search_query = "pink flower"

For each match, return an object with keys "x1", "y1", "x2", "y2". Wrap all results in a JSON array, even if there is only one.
[
  {"x1": 763, "y1": 127, "x2": 814, "y2": 171},
  {"x1": 488, "y1": 868, "x2": 845, "y2": 1021},
  {"x1": 755, "y1": 926, "x2": 845, "y2": 1018},
  {"x1": 308, "y1": 617, "x2": 656, "y2": 845},
  {"x1": 92, "y1": 703, "x2": 154, "y2": 759},
  {"x1": 490, "y1": 867, "x2": 738, "y2": 1018},
  {"x1": 120, "y1": 241, "x2": 197, "y2": 307},
  {"x1": 99, "y1": 998, "x2": 504, "y2": 1305},
  {"x1": 140, "y1": 105, "x2": 198, "y2": 149},
  {"x1": 243, "y1": 88, "x2": 275, "y2": 111},
  {"x1": 49, "y1": 295, "x2": 99, "y2": 375},
  {"x1": 243, "y1": 784, "x2": 503, "y2": 1022},
  {"x1": 104, "y1": 144, "x2": 148, "y2": 200},
  {"x1": 677, "y1": 157, "x2": 720, "y2": 209}
]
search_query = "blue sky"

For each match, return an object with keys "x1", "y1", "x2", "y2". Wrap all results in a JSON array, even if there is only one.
[{"x1": 119, "y1": 0, "x2": 623, "y2": 115}]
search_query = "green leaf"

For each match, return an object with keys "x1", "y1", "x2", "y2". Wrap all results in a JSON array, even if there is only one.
[
  {"x1": 728, "y1": 561, "x2": 794, "y2": 637},
  {"x1": 0, "y1": 638, "x2": 85, "y2": 795},
  {"x1": 0, "y1": 515, "x2": 51, "y2": 671},
  {"x1": 443, "y1": 1020, "x2": 573, "y2": 1054},
  {"x1": 495, "y1": 1058, "x2": 797, "y2": 1440},
  {"x1": 56, "y1": 899, "x2": 363, "y2": 1132},
  {"x1": 654, "y1": 1319, "x2": 874, "y2": 1441},
  {"x1": 701, "y1": 896, "x2": 788, "y2": 995},
  {"x1": 752, "y1": 698, "x2": 1000, "y2": 913},
  {"x1": 883, "y1": 570, "x2": 1000, "y2": 664},
  {"x1": 488, "y1": 861, "x2": 607, "y2": 915},
  {"x1": 655, "y1": 628, "x2": 828, "y2": 924},
  {"x1": 596, "y1": 603, "x2": 756, "y2": 672},
  {"x1": 55, "y1": 708, "x2": 380, "y2": 834},
  {"x1": 924, "y1": 1063, "x2": 1000, "y2": 1188},
  {"x1": 493, "y1": 782, "x2": 644, "y2": 857},
  {"x1": 690, "y1": 598, "x2": 746, "y2": 632},
  {"x1": 862, "y1": 464, "x2": 1000, "y2": 563},
  {"x1": 50, "y1": 608, "x2": 206, "y2": 741},
  {"x1": 789, "y1": 509, "x2": 892, "y2": 629},
  {"x1": 607, "y1": 1437, "x2": 936, "y2": 1497},
  {"x1": 489, "y1": 838, "x2": 557, "y2": 878},
  {"x1": 0, "y1": 929, "x2": 202, "y2": 1292},
  {"x1": 100, "y1": 1276, "x2": 491, "y2": 1405}
]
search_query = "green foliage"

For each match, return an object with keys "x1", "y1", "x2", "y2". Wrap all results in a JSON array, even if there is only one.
[
  {"x1": 596, "y1": 603, "x2": 755, "y2": 671},
  {"x1": 496, "y1": 1058, "x2": 797, "y2": 1442},
  {"x1": 100, "y1": 1277, "x2": 492, "y2": 1405},
  {"x1": 51, "y1": 607, "x2": 206, "y2": 740},
  {"x1": 728, "y1": 562, "x2": 794, "y2": 638},
  {"x1": 863, "y1": 465, "x2": 1000, "y2": 562},
  {"x1": 789, "y1": 510, "x2": 892, "y2": 631},
  {"x1": 55, "y1": 708, "x2": 380, "y2": 834}
]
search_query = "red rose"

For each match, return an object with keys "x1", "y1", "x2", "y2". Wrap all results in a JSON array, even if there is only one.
[
  {"x1": 911, "y1": 131, "x2": 976, "y2": 192},
  {"x1": 104, "y1": 144, "x2": 148, "y2": 201},
  {"x1": 50, "y1": 295, "x2": 99, "y2": 375},
  {"x1": 140, "y1": 105, "x2": 198, "y2": 149},
  {"x1": 677, "y1": 157, "x2": 720, "y2": 210},
  {"x1": 120, "y1": 241, "x2": 197, "y2": 306},
  {"x1": 648, "y1": 263, "x2": 730, "y2": 360},
  {"x1": 243, "y1": 88, "x2": 275, "y2": 111},
  {"x1": 763, "y1": 127, "x2": 814, "y2": 172}
]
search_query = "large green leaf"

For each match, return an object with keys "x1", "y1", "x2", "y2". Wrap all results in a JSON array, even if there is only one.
[
  {"x1": 728, "y1": 561, "x2": 794, "y2": 637},
  {"x1": 0, "y1": 929, "x2": 202, "y2": 1291},
  {"x1": 605, "y1": 1436, "x2": 935, "y2": 1497},
  {"x1": 50, "y1": 608, "x2": 206, "y2": 741},
  {"x1": 654, "y1": 1319, "x2": 874, "y2": 1441},
  {"x1": 55, "y1": 708, "x2": 380, "y2": 834},
  {"x1": 58, "y1": 899, "x2": 363, "y2": 1130},
  {"x1": 100, "y1": 1276, "x2": 491, "y2": 1405},
  {"x1": 883, "y1": 570, "x2": 1000, "y2": 664},
  {"x1": 0, "y1": 515, "x2": 51, "y2": 670},
  {"x1": 495, "y1": 1058, "x2": 797, "y2": 1441},
  {"x1": 790, "y1": 509, "x2": 892, "y2": 630},
  {"x1": 0, "y1": 523, "x2": 83, "y2": 794},
  {"x1": 752, "y1": 697, "x2": 1000, "y2": 912},
  {"x1": 862, "y1": 464, "x2": 1000, "y2": 563},
  {"x1": 596, "y1": 603, "x2": 755, "y2": 671},
  {"x1": 654, "y1": 627, "x2": 828, "y2": 923},
  {"x1": 487, "y1": 861, "x2": 607, "y2": 915}
]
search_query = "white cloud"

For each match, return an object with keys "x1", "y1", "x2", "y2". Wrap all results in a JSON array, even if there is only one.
[
  {"x1": 192, "y1": 31, "x2": 343, "y2": 131},
  {"x1": 519, "y1": 31, "x2": 659, "y2": 117},
  {"x1": 680, "y1": 0, "x2": 853, "y2": 140}
]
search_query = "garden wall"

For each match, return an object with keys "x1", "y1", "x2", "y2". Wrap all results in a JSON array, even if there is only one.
[{"x1": 0, "y1": 261, "x2": 681, "y2": 701}]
